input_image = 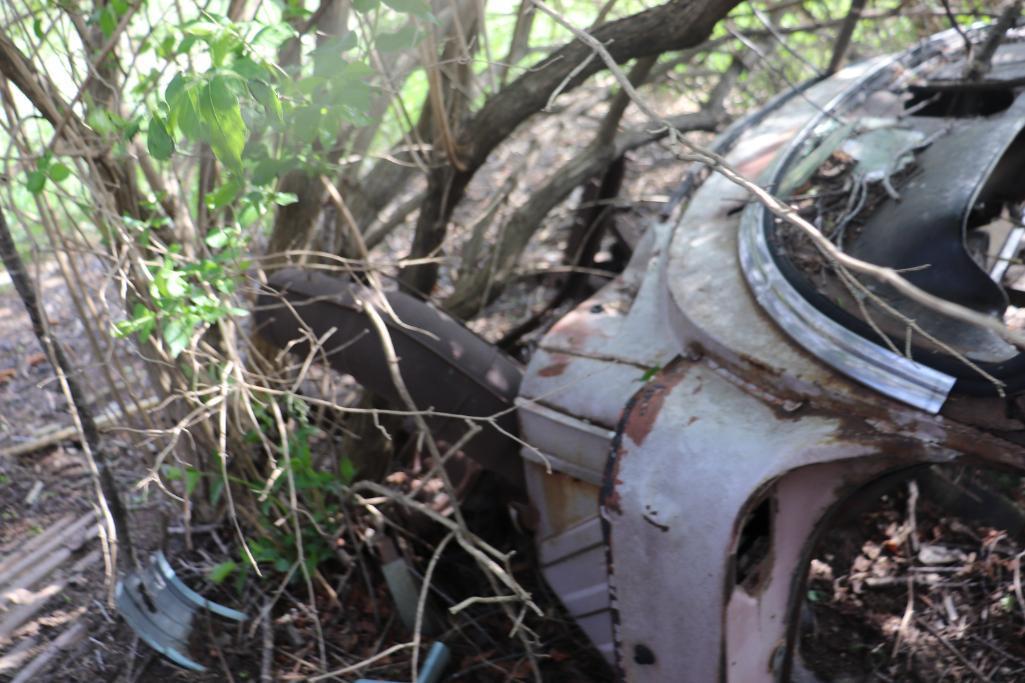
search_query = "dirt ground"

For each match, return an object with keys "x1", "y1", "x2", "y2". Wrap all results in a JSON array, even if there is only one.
[{"x1": 800, "y1": 468, "x2": 1025, "y2": 682}]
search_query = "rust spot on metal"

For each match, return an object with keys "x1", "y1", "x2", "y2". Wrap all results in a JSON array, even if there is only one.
[
  {"x1": 943, "y1": 395, "x2": 1024, "y2": 432},
  {"x1": 602, "y1": 438, "x2": 627, "y2": 512},
  {"x1": 601, "y1": 360, "x2": 695, "y2": 519},
  {"x1": 624, "y1": 363, "x2": 689, "y2": 447},
  {"x1": 540, "y1": 469, "x2": 601, "y2": 533},
  {"x1": 735, "y1": 132, "x2": 791, "y2": 178},
  {"x1": 602, "y1": 360, "x2": 692, "y2": 517},
  {"x1": 736, "y1": 150, "x2": 779, "y2": 180},
  {"x1": 538, "y1": 359, "x2": 569, "y2": 377}
]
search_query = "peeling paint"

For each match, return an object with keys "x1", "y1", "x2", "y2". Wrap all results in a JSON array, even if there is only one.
[
  {"x1": 538, "y1": 359, "x2": 569, "y2": 377},
  {"x1": 623, "y1": 362, "x2": 689, "y2": 447}
]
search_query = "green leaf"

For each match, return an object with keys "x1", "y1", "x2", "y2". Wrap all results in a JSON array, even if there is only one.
[
  {"x1": 206, "y1": 176, "x2": 242, "y2": 210},
  {"x1": 153, "y1": 261, "x2": 188, "y2": 300},
  {"x1": 163, "y1": 271, "x2": 188, "y2": 298},
  {"x1": 205, "y1": 229, "x2": 230, "y2": 249},
  {"x1": 210, "y1": 31, "x2": 240, "y2": 68},
  {"x1": 243, "y1": 141, "x2": 269, "y2": 161},
  {"x1": 173, "y1": 90, "x2": 206, "y2": 141},
  {"x1": 251, "y1": 158, "x2": 284, "y2": 186},
  {"x1": 334, "y1": 61, "x2": 375, "y2": 82},
  {"x1": 209, "y1": 477, "x2": 225, "y2": 506},
  {"x1": 156, "y1": 35, "x2": 176, "y2": 58},
  {"x1": 111, "y1": 0, "x2": 130, "y2": 15},
  {"x1": 123, "y1": 116, "x2": 142, "y2": 140},
  {"x1": 165, "y1": 72, "x2": 188, "y2": 105},
  {"x1": 208, "y1": 561, "x2": 238, "y2": 584},
  {"x1": 296, "y1": 75, "x2": 328, "y2": 96},
  {"x1": 184, "y1": 467, "x2": 202, "y2": 497},
  {"x1": 32, "y1": 18, "x2": 44, "y2": 39},
  {"x1": 333, "y1": 81, "x2": 372, "y2": 113},
  {"x1": 116, "y1": 303, "x2": 156, "y2": 342},
  {"x1": 376, "y1": 24, "x2": 419, "y2": 52},
  {"x1": 47, "y1": 163, "x2": 71, "y2": 182},
  {"x1": 177, "y1": 35, "x2": 199, "y2": 55},
  {"x1": 147, "y1": 116, "x2": 175, "y2": 160},
  {"x1": 183, "y1": 21, "x2": 220, "y2": 38},
  {"x1": 138, "y1": 314, "x2": 156, "y2": 343},
  {"x1": 339, "y1": 456, "x2": 356, "y2": 484},
  {"x1": 209, "y1": 75, "x2": 237, "y2": 110},
  {"x1": 162, "y1": 318, "x2": 190, "y2": 358},
  {"x1": 636, "y1": 364, "x2": 662, "y2": 383},
  {"x1": 99, "y1": 5, "x2": 117, "y2": 38},
  {"x1": 231, "y1": 56, "x2": 269, "y2": 81},
  {"x1": 199, "y1": 83, "x2": 247, "y2": 173},
  {"x1": 291, "y1": 106, "x2": 321, "y2": 145},
  {"x1": 251, "y1": 22, "x2": 298, "y2": 48},
  {"x1": 248, "y1": 80, "x2": 283, "y2": 125},
  {"x1": 26, "y1": 170, "x2": 46, "y2": 194},
  {"x1": 86, "y1": 108, "x2": 116, "y2": 136},
  {"x1": 382, "y1": 0, "x2": 430, "y2": 16},
  {"x1": 238, "y1": 202, "x2": 259, "y2": 226},
  {"x1": 311, "y1": 34, "x2": 359, "y2": 75},
  {"x1": 273, "y1": 192, "x2": 298, "y2": 206}
]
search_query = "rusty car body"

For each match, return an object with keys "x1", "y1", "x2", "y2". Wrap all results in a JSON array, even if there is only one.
[{"x1": 257, "y1": 22, "x2": 1025, "y2": 683}]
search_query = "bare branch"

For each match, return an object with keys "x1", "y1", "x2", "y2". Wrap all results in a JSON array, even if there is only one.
[
  {"x1": 828, "y1": 0, "x2": 868, "y2": 74},
  {"x1": 400, "y1": 0, "x2": 742, "y2": 295}
]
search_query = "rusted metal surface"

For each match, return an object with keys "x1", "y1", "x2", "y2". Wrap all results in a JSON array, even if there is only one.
[
  {"x1": 515, "y1": 222, "x2": 683, "y2": 663},
  {"x1": 517, "y1": 63, "x2": 918, "y2": 670},
  {"x1": 517, "y1": 25, "x2": 1025, "y2": 683},
  {"x1": 518, "y1": 222, "x2": 679, "y2": 436},
  {"x1": 603, "y1": 352, "x2": 1025, "y2": 681},
  {"x1": 522, "y1": 462, "x2": 612, "y2": 661}
]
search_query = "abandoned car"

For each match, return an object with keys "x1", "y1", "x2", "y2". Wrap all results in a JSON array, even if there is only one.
[{"x1": 256, "y1": 23, "x2": 1025, "y2": 683}]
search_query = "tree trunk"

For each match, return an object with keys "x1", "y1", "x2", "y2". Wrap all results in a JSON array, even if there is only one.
[{"x1": 400, "y1": 0, "x2": 743, "y2": 296}]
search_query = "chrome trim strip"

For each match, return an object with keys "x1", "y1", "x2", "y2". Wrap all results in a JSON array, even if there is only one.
[
  {"x1": 115, "y1": 579, "x2": 207, "y2": 672},
  {"x1": 734, "y1": 29, "x2": 986, "y2": 413},
  {"x1": 739, "y1": 202, "x2": 955, "y2": 413},
  {"x1": 155, "y1": 551, "x2": 249, "y2": 622}
]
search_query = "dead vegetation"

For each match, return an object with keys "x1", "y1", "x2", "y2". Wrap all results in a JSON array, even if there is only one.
[
  {"x1": 803, "y1": 467, "x2": 1025, "y2": 682},
  {"x1": 1, "y1": 1, "x2": 1022, "y2": 681}
]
